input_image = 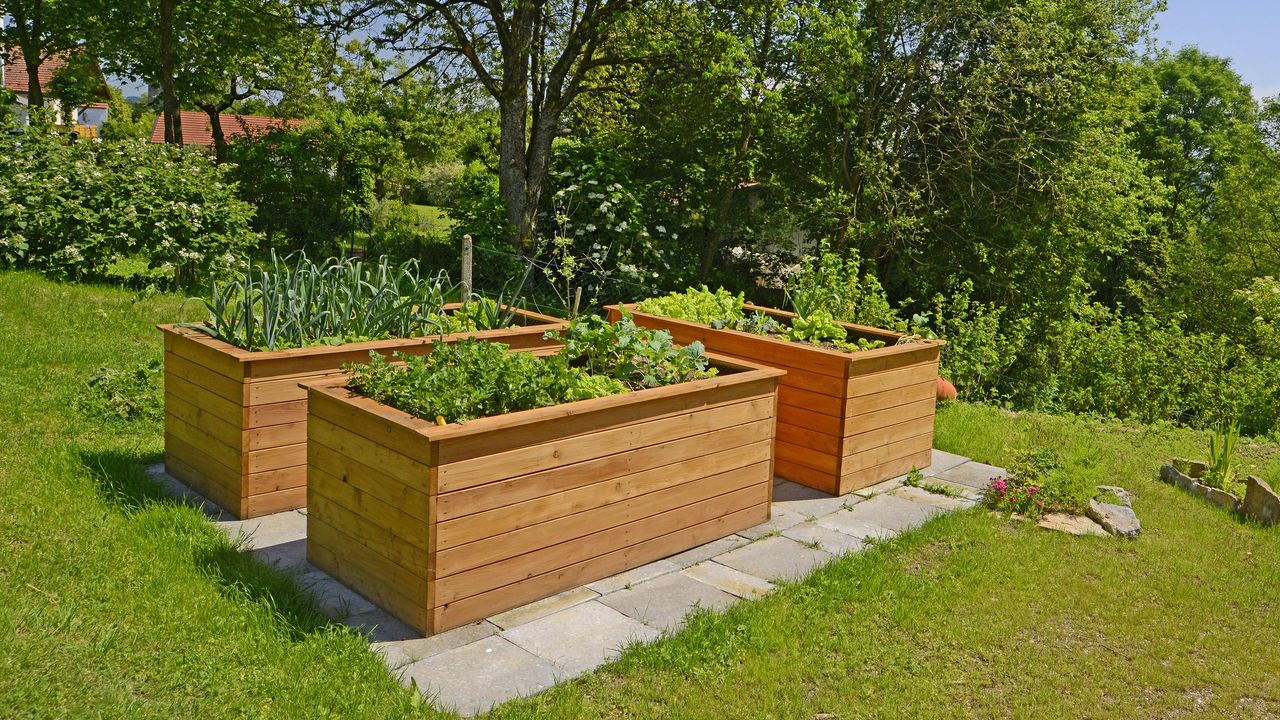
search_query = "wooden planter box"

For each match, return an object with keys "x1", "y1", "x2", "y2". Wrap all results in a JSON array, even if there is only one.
[
  {"x1": 303, "y1": 354, "x2": 783, "y2": 635},
  {"x1": 610, "y1": 303, "x2": 943, "y2": 495},
  {"x1": 159, "y1": 305, "x2": 566, "y2": 519}
]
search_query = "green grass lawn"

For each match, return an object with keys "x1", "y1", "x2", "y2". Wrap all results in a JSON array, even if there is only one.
[
  {"x1": 409, "y1": 204, "x2": 456, "y2": 235},
  {"x1": 1, "y1": 270, "x2": 1278, "y2": 718}
]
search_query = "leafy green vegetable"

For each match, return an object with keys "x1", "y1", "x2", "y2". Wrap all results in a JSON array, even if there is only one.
[{"x1": 636, "y1": 286, "x2": 746, "y2": 326}]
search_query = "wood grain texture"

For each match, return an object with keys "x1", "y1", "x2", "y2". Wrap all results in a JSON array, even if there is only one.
[
  {"x1": 612, "y1": 303, "x2": 944, "y2": 495},
  {"x1": 301, "y1": 358, "x2": 781, "y2": 635},
  {"x1": 159, "y1": 311, "x2": 565, "y2": 519}
]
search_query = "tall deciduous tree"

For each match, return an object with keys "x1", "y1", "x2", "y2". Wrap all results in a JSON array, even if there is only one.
[
  {"x1": 0, "y1": 0, "x2": 95, "y2": 108},
  {"x1": 341, "y1": 0, "x2": 643, "y2": 252}
]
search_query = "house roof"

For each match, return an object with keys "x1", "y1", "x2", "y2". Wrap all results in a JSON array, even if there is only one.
[
  {"x1": 149, "y1": 111, "x2": 305, "y2": 146},
  {"x1": 2, "y1": 46, "x2": 69, "y2": 94}
]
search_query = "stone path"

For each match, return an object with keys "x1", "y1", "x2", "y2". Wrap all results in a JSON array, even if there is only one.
[{"x1": 145, "y1": 448, "x2": 1003, "y2": 717}]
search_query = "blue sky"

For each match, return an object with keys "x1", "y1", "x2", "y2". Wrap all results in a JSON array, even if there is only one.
[{"x1": 1155, "y1": 1, "x2": 1279, "y2": 98}]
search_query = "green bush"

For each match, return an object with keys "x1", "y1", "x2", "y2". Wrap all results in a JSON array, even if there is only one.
[{"x1": 0, "y1": 131, "x2": 258, "y2": 286}]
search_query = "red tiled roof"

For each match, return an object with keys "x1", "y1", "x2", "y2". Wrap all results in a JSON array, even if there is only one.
[
  {"x1": 2, "y1": 46, "x2": 69, "y2": 94},
  {"x1": 149, "y1": 110, "x2": 306, "y2": 146}
]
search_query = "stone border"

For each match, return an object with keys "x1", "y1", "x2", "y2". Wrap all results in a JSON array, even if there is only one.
[{"x1": 1159, "y1": 461, "x2": 1280, "y2": 525}]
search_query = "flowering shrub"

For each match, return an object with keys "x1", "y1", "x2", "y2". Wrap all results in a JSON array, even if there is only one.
[
  {"x1": 0, "y1": 131, "x2": 258, "y2": 286},
  {"x1": 983, "y1": 448, "x2": 1092, "y2": 518}
]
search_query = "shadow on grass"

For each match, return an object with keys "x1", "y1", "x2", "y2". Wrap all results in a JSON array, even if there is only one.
[{"x1": 78, "y1": 446, "x2": 341, "y2": 641}]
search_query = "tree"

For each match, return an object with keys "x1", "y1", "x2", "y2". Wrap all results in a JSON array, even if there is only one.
[
  {"x1": 0, "y1": 0, "x2": 95, "y2": 109},
  {"x1": 94, "y1": 0, "x2": 314, "y2": 153},
  {"x1": 342, "y1": 0, "x2": 644, "y2": 252},
  {"x1": 46, "y1": 50, "x2": 103, "y2": 127}
]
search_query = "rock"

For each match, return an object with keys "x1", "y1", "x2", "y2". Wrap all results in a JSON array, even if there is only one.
[
  {"x1": 1095, "y1": 485, "x2": 1133, "y2": 507},
  {"x1": 1161, "y1": 464, "x2": 1197, "y2": 491},
  {"x1": 1188, "y1": 460, "x2": 1208, "y2": 478},
  {"x1": 1086, "y1": 500, "x2": 1141, "y2": 539},
  {"x1": 1036, "y1": 512, "x2": 1109, "y2": 537},
  {"x1": 936, "y1": 377, "x2": 958, "y2": 402},
  {"x1": 1202, "y1": 485, "x2": 1241, "y2": 512},
  {"x1": 1242, "y1": 476, "x2": 1280, "y2": 526}
]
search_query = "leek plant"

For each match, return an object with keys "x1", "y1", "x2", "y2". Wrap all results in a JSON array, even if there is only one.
[{"x1": 184, "y1": 252, "x2": 477, "y2": 351}]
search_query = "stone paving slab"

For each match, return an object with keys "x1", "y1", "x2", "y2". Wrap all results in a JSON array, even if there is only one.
[
  {"x1": 714, "y1": 535, "x2": 833, "y2": 582},
  {"x1": 399, "y1": 635, "x2": 558, "y2": 717},
  {"x1": 663, "y1": 534, "x2": 750, "y2": 568},
  {"x1": 681, "y1": 560, "x2": 775, "y2": 599},
  {"x1": 890, "y1": 485, "x2": 977, "y2": 512},
  {"x1": 501, "y1": 601, "x2": 662, "y2": 677},
  {"x1": 936, "y1": 460, "x2": 1006, "y2": 489},
  {"x1": 597, "y1": 571, "x2": 738, "y2": 632},
  {"x1": 488, "y1": 586, "x2": 600, "y2": 630},
  {"x1": 586, "y1": 559, "x2": 680, "y2": 595},
  {"x1": 738, "y1": 506, "x2": 806, "y2": 540},
  {"x1": 782, "y1": 521, "x2": 866, "y2": 556},
  {"x1": 144, "y1": 453, "x2": 1004, "y2": 717}
]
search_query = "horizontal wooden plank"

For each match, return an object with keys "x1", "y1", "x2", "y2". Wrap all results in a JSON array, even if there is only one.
[
  {"x1": 307, "y1": 386, "x2": 433, "y2": 465},
  {"x1": 165, "y1": 352, "x2": 245, "y2": 404},
  {"x1": 432, "y1": 373, "x2": 779, "y2": 465},
  {"x1": 843, "y1": 415, "x2": 938, "y2": 456},
  {"x1": 161, "y1": 326, "x2": 247, "y2": 380},
  {"x1": 776, "y1": 439, "x2": 840, "y2": 475},
  {"x1": 774, "y1": 458, "x2": 839, "y2": 495},
  {"x1": 437, "y1": 396, "x2": 774, "y2": 492},
  {"x1": 437, "y1": 460, "x2": 771, "y2": 578},
  {"x1": 164, "y1": 441, "x2": 242, "y2": 515},
  {"x1": 308, "y1": 520, "x2": 428, "y2": 632},
  {"x1": 434, "y1": 502, "x2": 769, "y2": 632},
  {"x1": 844, "y1": 379, "x2": 935, "y2": 417},
  {"x1": 309, "y1": 464, "x2": 430, "y2": 553},
  {"x1": 165, "y1": 412, "x2": 241, "y2": 472},
  {"x1": 308, "y1": 440, "x2": 430, "y2": 521},
  {"x1": 838, "y1": 448, "x2": 935, "y2": 494},
  {"x1": 436, "y1": 439, "x2": 772, "y2": 550},
  {"x1": 245, "y1": 420, "x2": 306, "y2": 452},
  {"x1": 246, "y1": 442, "x2": 304, "y2": 474},
  {"x1": 840, "y1": 432, "x2": 934, "y2": 475},
  {"x1": 247, "y1": 373, "x2": 325, "y2": 405},
  {"x1": 164, "y1": 373, "x2": 243, "y2": 427},
  {"x1": 242, "y1": 486, "x2": 306, "y2": 517},
  {"x1": 775, "y1": 421, "x2": 841, "y2": 456},
  {"x1": 846, "y1": 342, "x2": 940, "y2": 376},
  {"x1": 309, "y1": 416, "x2": 431, "y2": 492},
  {"x1": 777, "y1": 384, "x2": 844, "y2": 418},
  {"x1": 243, "y1": 464, "x2": 306, "y2": 496},
  {"x1": 436, "y1": 482, "x2": 769, "y2": 605},
  {"x1": 436, "y1": 417, "x2": 773, "y2": 522},
  {"x1": 844, "y1": 398, "x2": 935, "y2": 439},
  {"x1": 308, "y1": 481, "x2": 430, "y2": 570},
  {"x1": 246, "y1": 399, "x2": 307, "y2": 429},
  {"x1": 778, "y1": 403, "x2": 844, "y2": 437},
  {"x1": 165, "y1": 391, "x2": 241, "y2": 450},
  {"x1": 616, "y1": 306, "x2": 850, "y2": 378},
  {"x1": 846, "y1": 361, "x2": 938, "y2": 397}
]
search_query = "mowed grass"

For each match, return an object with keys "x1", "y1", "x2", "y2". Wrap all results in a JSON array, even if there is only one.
[
  {"x1": 1, "y1": 270, "x2": 1278, "y2": 718},
  {"x1": 409, "y1": 204, "x2": 456, "y2": 234}
]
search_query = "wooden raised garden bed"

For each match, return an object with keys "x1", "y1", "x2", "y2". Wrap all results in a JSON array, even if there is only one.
[
  {"x1": 303, "y1": 354, "x2": 783, "y2": 635},
  {"x1": 159, "y1": 305, "x2": 566, "y2": 519},
  {"x1": 609, "y1": 303, "x2": 943, "y2": 495}
]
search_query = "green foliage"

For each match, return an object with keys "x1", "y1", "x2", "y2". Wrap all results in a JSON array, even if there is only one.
[
  {"x1": 0, "y1": 132, "x2": 258, "y2": 286},
  {"x1": 985, "y1": 449, "x2": 1092, "y2": 518},
  {"x1": 347, "y1": 313, "x2": 716, "y2": 424},
  {"x1": 925, "y1": 281, "x2": 1020, "y2": 397},
  {"x1": 98, "y1": 87, "x2": 155, "y2": 141},
  {"x1": 1205, "y1": 422, "x2": 1243, "y2": 495},
  {"x1": 786, "y1": 241, "x2": 903, "y2": 331},
  {"x1": 186, "y1": 252, "x2": 462, "y2": 351},
  {"x1": 46, "y1": 52, "x2": 104, "y2": 126},
  {"x1": 637, "y1": 286, "x2": 746, "y2": 326},
  {"x1": 903, "y1": 466, "x2": 961, "y2": 498},
  {"x1": 346, "y1": 341, "x2": 623, "y2": 424},
  {"x1": 550, "y1": 311, "x2": 717, "y2": 389},
  {"x1": 77, "y1": 359, "x2": 163, "y2": 424},
  {"x1": 449, "y1": 162, "x2": 511, "y2": 251}
]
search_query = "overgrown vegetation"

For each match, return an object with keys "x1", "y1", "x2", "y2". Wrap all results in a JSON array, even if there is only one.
[
  {"x1": 983, "y1": 449, "x2": 1094, "y2": 519},
  {"x1": 346, "y1": 313, "x2": 714, "y2": 424}
]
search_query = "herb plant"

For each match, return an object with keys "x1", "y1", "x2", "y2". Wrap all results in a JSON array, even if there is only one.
[
  {"x1": 346, "y1": 313, "x2": 717, "y2": 424},
  {"x1": 184, "y1": 252, "x2": 486, "y2": 351}
]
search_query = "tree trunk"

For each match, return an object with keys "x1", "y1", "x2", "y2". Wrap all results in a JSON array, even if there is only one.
[
  {"x1": 159, "y1": 0, "x2": 182, "y2": 144},
  {"x1": 23, "y1": 53, "x2": 44, "y2": 108},
  {"x1": 203, "y1": 105, "x2": 227, "y2": 162}
]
